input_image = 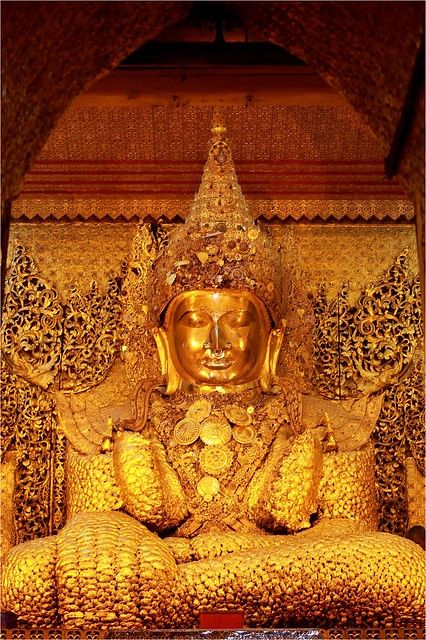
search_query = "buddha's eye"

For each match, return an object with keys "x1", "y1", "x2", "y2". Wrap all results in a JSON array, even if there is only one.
[
  {"x1": 178, "y1": 311, "x2": 210, "y2": 328},
  {"x1": 224, "y1": 311, "x2": 253, "y2": 328}
]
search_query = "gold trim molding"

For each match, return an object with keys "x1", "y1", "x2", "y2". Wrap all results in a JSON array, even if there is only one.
[{"x1": 12, "y1": 197, "x2": 414, "y2": 222}]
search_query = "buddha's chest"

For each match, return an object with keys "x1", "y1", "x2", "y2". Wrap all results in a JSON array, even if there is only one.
[{"x1": 149, "y1": 391, "x2": 289, "y2": 534}]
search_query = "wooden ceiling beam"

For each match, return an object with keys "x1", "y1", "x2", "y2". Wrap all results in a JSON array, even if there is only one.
[{"x1": 73, "y1": 67, "x2": 346, "y2": 108}]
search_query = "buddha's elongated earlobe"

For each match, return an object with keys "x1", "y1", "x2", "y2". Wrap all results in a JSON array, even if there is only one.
[
  {"x1": 260, "y1": 320, "x2": 285, "y2": 392},
  {"x1": 152, "y1": 327, "x2": 180, "y2": 395}
]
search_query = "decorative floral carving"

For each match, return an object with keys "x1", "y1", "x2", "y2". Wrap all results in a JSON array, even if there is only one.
[
  {"x1": 1, "y1": 246, "x2": 121, "y2": 541},
  {"x1": 312, "y1": 284, "x2": 341, "y2": 398},
  {"x1": 0, "y1": 368, "x2": 61, "y2": 543},
  {"x1": 312, "y1": 252, "x2": 423, "y2": 534},
  {"x1": 1, "y1": 244, "x2": 63, "y2": 388},
  {"x1": 60, "y1": 276, "x2": 123, "y2": 393}
]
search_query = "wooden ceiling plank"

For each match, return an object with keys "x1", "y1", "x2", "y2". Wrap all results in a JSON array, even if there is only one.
[{"x1": 73, "y1": 67, "x2": 346, "y2": 108}]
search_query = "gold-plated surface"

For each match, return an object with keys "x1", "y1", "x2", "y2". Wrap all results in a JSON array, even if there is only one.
[
  {"x1": 199, "y1": 445, "x2": 233, "y2": 475},
  {"x1": 312, "y1": 251, "x2": 422, "y2": 398},
  {"x1": 176, "y1": 528, "x2": 425, "y2": 629},
  {"x1": 3, "y1": 513, "x2": 425, "y2": 629},
  {"x1": 0, "y1": 365, "x2": 65, "y2": 543},
  {"x1": 54, "y1": 512, "x2": 177, "y2": 629},
  {"x1": 224, "y1": 404, "x2": 252, "y2": 426},
  {"x1": 319, "y1": 445, "x2": 378, "y2": 530},
  {"x1": 186, "y1": 398, "x2": 212, "y2": 422},
  {"x1": 199, "y1": 416, "x2": 232, "y2": 446},
  {"x1": 310, "y1": 250, "x2": 423, "y2": 534},
  {"x1": 66, "y1": 448, "x2": 123, "y2": 518},
  {"x1": 2, "y1": 536, "x2": 59, "y2": 627},
  {"x1": 248, "y1": 430, "x2": 323, "y2": 532},
  {"x1": 232, "y1": 424, "x2": 256, "y2": 444},
  {"x1": 197, "y1": 476, "x2": 221, "y2": 502},
  {"x1": 2, "y1": 120, "x2": 425, "y2": 630},
  {"x1": 1, "y1": 451, "x2": 16, "y2": 561},
  {"x1": 1, "y1": 244, "x2": 63, "y2": 387},
  {"x1": 147, "y1": 124, "x2": 284, "y2": 323},
  {"x1": 12, "y1": 195, "x2": 415, "y2": 223},
  {"x1": 174, "y1": 418, "x2": 201, "y2": 445},
  {"x1": 113, "y1": 431, "x2": 188, "y2": 530},
  {"x1": 8, "y1": 223, "x2": 417, "y2": 304},
  {"x1": 60, "y1": 277, "x2": 122, "y2": 393},
  {"x1": 406, "y1": 457, "x2": 426, "y2": 529},
  {"x1": 161, "y1": 290, "x2": 272, "y2": 391}
]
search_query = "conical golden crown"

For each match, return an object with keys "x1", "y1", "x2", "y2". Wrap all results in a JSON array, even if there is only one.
[
  {"x1": 147, "y1": 113, "x2": 283, "y2": 323},
  {"x1": 188, "y1": 114, "x2": 252, "y2": 227}
]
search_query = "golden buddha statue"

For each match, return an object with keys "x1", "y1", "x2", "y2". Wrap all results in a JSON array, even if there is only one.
[{"x1": 2, "y1": 118, "x2": 425, "y2": 631}]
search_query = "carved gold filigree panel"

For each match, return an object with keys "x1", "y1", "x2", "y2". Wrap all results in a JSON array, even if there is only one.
[
  {"x1": 1, "y1": 244, "x2": 63, "y2": 387},
  {"x1": 0, "y1": 366, "x2": 61, "y2": 543},
  {"x1": 60, "y1": 276, "x2": 123, "y2": 392},
  {"x1": 1, "y1": 244, "x2": 123, "y2": 541},
  {"x1": 311, "y1": 253, "x2": 423, "y2": 534}
]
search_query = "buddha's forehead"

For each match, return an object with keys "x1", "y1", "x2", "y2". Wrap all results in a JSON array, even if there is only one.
[{"x1": 165, "y1": 289, "x2": 267, "y2": 320}]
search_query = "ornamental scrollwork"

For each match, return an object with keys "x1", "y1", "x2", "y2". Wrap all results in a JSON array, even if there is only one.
[
  {"x1": 59, "y1": 275, "x2": 123, "y2": 393},
  {"x1": 400, "y1": 357, "x2": 425, "y2": 475},
  {"x1": 312, "y1": 250, "x2": 423, "y2": 534},
  {"x1": 0, "y1": 364, "x2": 63, "y2": 543},
  {"x1": 1, "y1": 243, "x2": 63, "y2": 388},
  {"x1": 1, "y1": 245, "x2": 123, "y2": 543},
  {"x1": 349, "y1": 251, "x2": 422, "y2": 394},
  {"x1": 312, "y1": 284, "x2": 343, "y2": 399}
]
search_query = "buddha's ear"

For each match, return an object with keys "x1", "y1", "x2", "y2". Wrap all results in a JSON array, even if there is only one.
[
  {"x1": 151, "y1": 328, "x2": 180, "y2": 395},
  {"x1": 260, "y1": 320, "x2": 286, "y2": 392}
]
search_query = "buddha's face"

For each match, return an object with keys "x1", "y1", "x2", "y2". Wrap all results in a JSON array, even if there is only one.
[{"x1": 163, "y1": 289, "x2": 270, "y2": 387}]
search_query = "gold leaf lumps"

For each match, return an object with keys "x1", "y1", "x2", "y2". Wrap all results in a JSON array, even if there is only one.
[{"x1": 196, "y1": 252, "x2": 209, "y2": 265}]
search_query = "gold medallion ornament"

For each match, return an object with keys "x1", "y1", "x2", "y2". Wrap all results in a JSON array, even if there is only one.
[
  {"x1": 224, "y1": 404, "x2": 252, "y2": 426},
  {"x1": 199, "y1": 445, "x2": 233, "y2": 475},
  {"x1": 173, "y1": 418, "x2": 201, "y2": 445},
  {"x1": 233, "y1": 424, "x2": 256, "y2": 445},
  {"x1": 199, "y1": 415, "x2": 232, "y2": 445},
  {"x1": 197, "y1": 476, "x2": 220, "y2": 502},
  {"x1": 186, "y1": 399, "x2": 212, "y2": 423}
]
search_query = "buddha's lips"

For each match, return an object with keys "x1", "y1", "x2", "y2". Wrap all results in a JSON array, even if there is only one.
[{"x1": 200, "y1": 357, "x2": 233, "y2": 369}]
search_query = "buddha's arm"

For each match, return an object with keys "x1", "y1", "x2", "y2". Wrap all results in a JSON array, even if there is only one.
[
  {"x1": 66, "y1": 448, "x2": 124, "y2": 518},
  {"x1": 67, "y1": 431, "x2": 188, "y2": 531},
  {"x1": 318, "y1": 444, "x2": 378, "y2": 530},
  {"x1": 247, "y1": 430, "x2": 323, "y2": 532},
  {"x1": 113, "y1": 430, "x2": 188, "y2": 530}
]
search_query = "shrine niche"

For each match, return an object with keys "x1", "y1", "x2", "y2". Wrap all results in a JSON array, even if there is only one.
[{"x1": 1, "y1": 120, "x2": 424, "y2": 633}]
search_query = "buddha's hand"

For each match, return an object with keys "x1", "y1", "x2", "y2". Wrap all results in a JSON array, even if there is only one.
[
  {"x1": 319, "y1": 444, "x2": 378, "y2": 530},
  {"x1": 113, "y1": 431, "x2": 188, "y2": 530},
  {"x1": 247, "y1": 430, "x2": 323, "y2": 532}
]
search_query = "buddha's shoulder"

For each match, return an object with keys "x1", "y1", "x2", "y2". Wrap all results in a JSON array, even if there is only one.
[{"x1": 301, "y1": 392, "x2": 382, "y2": 452}]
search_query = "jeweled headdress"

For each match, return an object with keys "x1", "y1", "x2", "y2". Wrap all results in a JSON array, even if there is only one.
[{"x1": 147, "y1": 114, "x2": 283, "y2": 323}]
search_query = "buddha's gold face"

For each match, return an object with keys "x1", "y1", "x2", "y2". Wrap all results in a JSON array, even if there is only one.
[{"x1": 163, "y1": 290, "x2": 270, "y2": 387}]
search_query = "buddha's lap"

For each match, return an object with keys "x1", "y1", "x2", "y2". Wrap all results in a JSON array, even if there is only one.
[{"x1": 3, "y1": 511, "x2": 424, "y2": 627}]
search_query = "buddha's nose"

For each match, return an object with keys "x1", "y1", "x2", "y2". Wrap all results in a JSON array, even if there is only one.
[{"x1": 203, "y1": 322, "x2": 231, "y2": 354}]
